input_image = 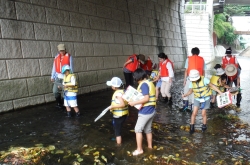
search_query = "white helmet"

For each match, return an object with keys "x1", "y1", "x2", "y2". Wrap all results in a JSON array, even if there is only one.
[
  {"x1": 62, "y1": 65, "x2": 71, "y2": 74},
  {"x1": 189, "y1": 69, "x2": 200, "y2": 81}
]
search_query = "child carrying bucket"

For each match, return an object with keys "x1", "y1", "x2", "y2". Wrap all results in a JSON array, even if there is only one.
[{"x1": 106, "y1": 77, "x2": 128, "y2": 146}]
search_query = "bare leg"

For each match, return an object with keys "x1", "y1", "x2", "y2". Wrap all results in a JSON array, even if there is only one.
[
  {"x1": 73, "y1": 107, "x2": 79, "y2": 113},
  {"x1": 135, "y1": 132, "x2": 143, "y2": 152},
  {"x1": 190, "y1": 106, "x2": 199, "y2": 124},
  {"x1": 66, "y1": 106, "x2": 71, "y2": 112},
  {"x1": 116, "y1": 136, "x2": 122, "y2": 145},
  {"x1": 201, "y1": 109, "x2": 207, "y2": 124},
  {"x1": 146, "y1": 133, "x2": 152, "y2": 148}
]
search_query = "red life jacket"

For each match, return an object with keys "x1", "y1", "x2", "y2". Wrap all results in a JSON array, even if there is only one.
[
  {"x1": 187, "y1": 56, "x2": 204, "y2": 76},
  {"x1": 140, "y1": 57, "x2": 153, "y2": 71},
  {"x1": 55, "y1": 53, "x2": 70, "y2": 73},
  {"x1": 125, "y1": 54, "x2": 139, "y2": 72},
  {"x1": 160, "y1": 59, "x2": 174, "y2": 77},
  {"x1": 228, "y1": 74, "x2": 237, "y2": 81},
  {"x1": 222, "y1": 56, "x2": 237, "y2": 69}
]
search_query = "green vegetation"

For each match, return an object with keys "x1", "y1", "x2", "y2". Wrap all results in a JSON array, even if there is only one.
[
  {"x1": 214, "y1": 5, "x2": 250, "y2": 45},
  {"x1": 213, "y1": 13, "x2": 238, "y2": 45},
  {"x1": 224, "y1": 4, "x2": 246, "y2": 16}
]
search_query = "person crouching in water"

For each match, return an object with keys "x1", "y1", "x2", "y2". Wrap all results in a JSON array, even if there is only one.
[
  {"x1": 128, "y1": 68, "x2": 156, "y2": 156},
  {"x1": 210, "y1": 68, "x2": 230, "y2": 108},
  {"x1": 182, "y1": 69, "x2": 223, "y2": 134},
  {"x1": 62, "y1": 65, "x2": 80, "y2": 117},
  {"x1": 106, "y1": 77, "x2": 128, "y2": 146}
]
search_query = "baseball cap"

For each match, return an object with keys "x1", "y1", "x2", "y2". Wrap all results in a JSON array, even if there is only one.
[
  {"x1": 106, "y1": 77, "x2": 123, "y2": 87},
  {"x1": 57, "y1": 44, "x2": 66, "y2": 51}
]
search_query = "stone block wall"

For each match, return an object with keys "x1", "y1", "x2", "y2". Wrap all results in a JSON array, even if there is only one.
[{"x1": 0, "y1": 0, "x2": 187, "y2": 112}]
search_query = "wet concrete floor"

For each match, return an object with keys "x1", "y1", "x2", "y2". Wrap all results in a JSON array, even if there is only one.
[{"x1": 0, "y1": 56, "x2": 250, "y2": 165}]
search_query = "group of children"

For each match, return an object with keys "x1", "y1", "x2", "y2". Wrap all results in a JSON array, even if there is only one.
[
  {"x1": 58, "y1": 49, "x2": 241, "y2": 155},
  {"x1": 58, "y1": 64, "x2": 156, "y2": 156}
]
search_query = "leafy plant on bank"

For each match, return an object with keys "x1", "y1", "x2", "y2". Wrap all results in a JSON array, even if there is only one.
[
  {"x1": 224, "y1": 4, "x2": 245, "y2": 16},
  {"x1": 213, "y1": 14, "x2": 238, "y2": 45}
]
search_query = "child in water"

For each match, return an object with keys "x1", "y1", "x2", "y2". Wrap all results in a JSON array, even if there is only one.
[
  {"x1": 106, "y1": 77, "x2": 128, "y2": 146},
  {"x1": 182, "y1": 69, "x2": 223, "y2": 134},
  {"x1": 210, "y1": 68, "x2": 231, "y2": 107},
  {"x1": 128, "y1": 68, "x2": 156, "y2": 156},
  {"x1": 62, "y1": 65, "x2": 80, "y2": 117}
]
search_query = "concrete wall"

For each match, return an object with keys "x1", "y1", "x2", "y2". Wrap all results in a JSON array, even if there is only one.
[{"x1": 0, "y1": 0, "x2": 187, "y2": 112}]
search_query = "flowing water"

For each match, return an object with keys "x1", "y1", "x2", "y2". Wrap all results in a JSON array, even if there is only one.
[{"x1": 0, "y1": 57, "x2": 250, "y2": 165}]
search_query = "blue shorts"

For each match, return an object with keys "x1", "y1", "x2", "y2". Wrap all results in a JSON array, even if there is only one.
[{"x1": 156, "y1": 79, "x2": 162, "y2": 88}]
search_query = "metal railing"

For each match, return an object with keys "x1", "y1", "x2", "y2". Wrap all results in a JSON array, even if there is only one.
[{"x1": 184, "y1": 4, "x2": 209, "y2": 14}]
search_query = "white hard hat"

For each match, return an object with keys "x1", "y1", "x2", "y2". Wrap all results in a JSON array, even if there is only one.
[{"x1": 189, "y1": 69, "x2": 200, "y2": 81}]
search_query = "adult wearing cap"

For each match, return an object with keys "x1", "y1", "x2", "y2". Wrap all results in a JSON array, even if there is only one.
[
  {"x1": 183, "y1": 47, "x2": 206, "y2": 111},
  {"x1": 225, "y1": 64, "x2": 242, "y2": 107},
  {"x1": 182, "y1": 69, "x2": 223, "y2": 134},
  {"x1": 123, "y1": 54, "x2": 145, "y2": 88},
  {"x1": 51, "y1": 44, "x2": 73, "y2": 109}
]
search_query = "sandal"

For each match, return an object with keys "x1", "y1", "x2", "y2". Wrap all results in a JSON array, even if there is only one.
[{"x1": 132, "y1": 150, "x2": 143, "y2": 156}]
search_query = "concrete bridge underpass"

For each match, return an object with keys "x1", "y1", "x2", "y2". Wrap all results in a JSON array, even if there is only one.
[{"x1": 0, "y1": 0, "x2": 188, "y2": 112}]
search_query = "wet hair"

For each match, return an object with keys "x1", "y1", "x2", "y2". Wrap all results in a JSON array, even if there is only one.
[
  {"x1": 158, "y1": 52, "x2": 168, "y2": 59},
  {"x1": 133, "y1": 68, "x2": 147, "y2": 82},
  {"x1": 191, "y1": 47, "x2": 200, "y2": 55}
]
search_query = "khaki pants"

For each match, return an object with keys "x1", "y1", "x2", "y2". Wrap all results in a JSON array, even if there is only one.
[{"x1": 161, "y1": 81, "x2": 171, "y2": 98}]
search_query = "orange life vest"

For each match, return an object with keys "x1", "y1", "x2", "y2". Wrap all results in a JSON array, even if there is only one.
[
  {"x1": 160, "y1": 59, "x2": 174, "y2": 77},
  {"x1": 125, "y1": 54, "x2": 139, "y2": 72},
  {"x1": 222, "y1": 56, "x2": 237, "y2": 69},
  {"x1": 55, "y1": 53, "x2": 70, "y2": 73},
  {"x1": 140, "y1": 57, "x2": 153, "y2": 71},
  {"x1": 228, "y1": 72, "x2": 238, "y2": 81},
  {"x1": 187, "y1": 56, "x2": 204, "y2": 76}
]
